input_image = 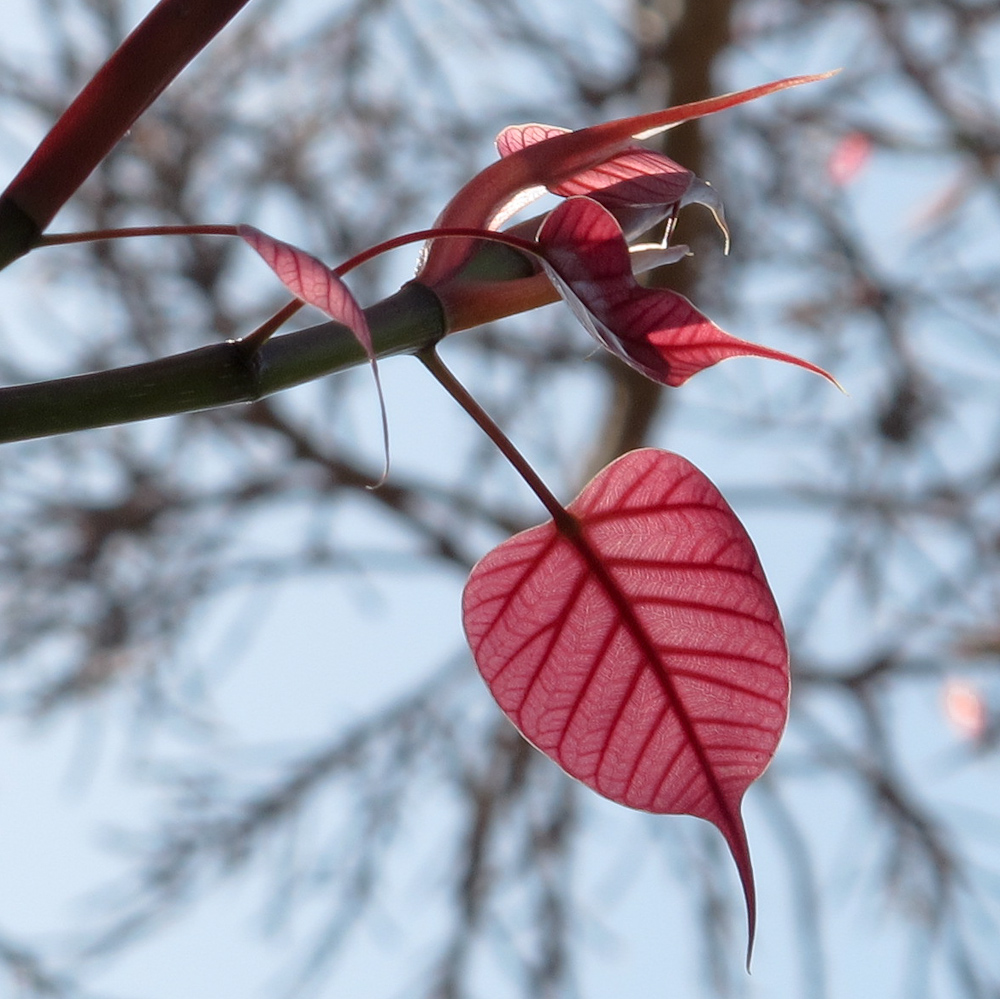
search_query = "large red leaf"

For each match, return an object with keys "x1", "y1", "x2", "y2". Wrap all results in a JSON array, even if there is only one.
[
  {"x1": 462, "y1": 449, "x2": 790, "y2": 953},
  {"x1": 497, "y1": 124, "x2": 690, "y2": 206}
]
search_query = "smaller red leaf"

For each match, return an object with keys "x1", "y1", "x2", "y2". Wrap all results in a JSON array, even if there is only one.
[
  {"x1": 495, "y1": 123, "x2": 568, "y2": 157},
  {"x1": 463, "y1": 449, "x2": 790, "y2": 957},
  {"x1": 537, "y1": 198, "x2": 837, "y2": 388},
  {"x1": 239, "y1": 225, "x2": 390, "y2": 483},
  {"x1": 827, "y1": 131, "x2": 872, "y2": 186}
]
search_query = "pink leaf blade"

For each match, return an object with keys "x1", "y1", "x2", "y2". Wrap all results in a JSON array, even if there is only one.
[
  {"x1": 550, "y1": 147, "x2": 691, "y2": 207},
  {"x1": 538, "y1": 198, "x2": 839, "y2": 388},
  {"x1": 239, "y1": 225, "x2": 390, "y2": 484},
  {"x1": 463, "y1": 449, "x2": 790, "y2": 958},
  {"x1": 828, "y1": 131, "x2": 873, "y2": 186},
  {"x1": 238, "y1": 225, "x2": 372, "y2": 355},
  {"x1": 495, "y1": 123, "x2": 570, "y2": 157},
  {"x1": 2, "y1": 0, "x2": 252, "y2": 240},
  {"x1": 499, "y1": 124, "x2": 694, "y2": 223}
]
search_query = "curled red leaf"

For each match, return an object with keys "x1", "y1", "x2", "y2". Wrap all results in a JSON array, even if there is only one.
[
  {"x1": 497, "y1": 122, "x2": 702, "y2": 240},
  {"x1": 463, "y1": 448, "x2": 790, "y2": 957},
  {"x1": 537, "y1": 198, "x2": 837, "y2": 387},
  {"x1": 419, "y1": 72, "x2": 836, "y2": 286},
  {"x1": 238, "y1": 226, "x2": 371, "y2": 352},
  {"x1": 497, "y1": 123, "x2": 691, "y2": 205}
]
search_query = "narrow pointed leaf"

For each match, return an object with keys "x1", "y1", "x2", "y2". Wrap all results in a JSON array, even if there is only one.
[
  {"x1": 419, "y1": 72, "x2": 836, "y2": 285},
  {"x1": 239, "y1": 225, "x2": 390, "y2": 482},
  {"x1": 537, "y1": 198, "x2": 837, "y2": 387},
  {"x1": 463, "y1": 448, "x2": 790, "y2": 956}
]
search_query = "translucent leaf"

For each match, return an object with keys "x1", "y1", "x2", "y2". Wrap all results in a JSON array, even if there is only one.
[
  {"x1": 498, "y1": 123, "x2": 695, "y2": 239},
  {"x1": 420, "y1": 72, "x2": 836, "y2": 285},
  {"x1": 239, "y1": 224, "x2": 389, "y2": 483},
  {"x1": 498, "y1": 125, "x2": 691, "y2": 204},
  {"x1": 537, "y1": 198, "x2": 837, "y2": 387},
  {"x1": 463, "y1": 448, "x2": 790, "y2": 957}
]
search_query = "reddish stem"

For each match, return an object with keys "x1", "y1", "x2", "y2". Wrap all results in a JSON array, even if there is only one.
[
  {"x1": 38, "y1": 221, "x2": 543, "y2": 271},
  {"x1": 417, "y1": 347, "x2": 573, "y2": 532},
  {"x1": 2, "y1": 0, "x2": 253, "y2": 234}
]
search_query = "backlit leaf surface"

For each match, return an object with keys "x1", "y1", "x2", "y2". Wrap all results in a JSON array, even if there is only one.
[
  {"x1": 538, "y1": 198, "x2": 836, "y2": 388},
  {"x1": 419, "y1": 72, "x2": 835, "y2": 285},
  {"x1": 499, "y1": 126, "x2": 684, "y2": 205},
  {"x1": 238, "y1": 224, "x2": 390, "y2": 482},
  {"x1": 462, "y1": 449, "x2": 790, "y2": 951}
]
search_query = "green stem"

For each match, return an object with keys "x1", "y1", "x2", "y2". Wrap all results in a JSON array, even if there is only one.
[
  {"x1": 0, "y1": 224, "x2": 544, "y2": 444},
  {"x1": 0, "y1": 282, "x2": 445, "y2": 443},
  {"x1": 417, "y1": 347, "x2": 575, "y2": 532}
]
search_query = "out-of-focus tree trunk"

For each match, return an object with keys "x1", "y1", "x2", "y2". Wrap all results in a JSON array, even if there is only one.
[{"x1": 588, "y1": 0, "x2": 731, "y2": 474}]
